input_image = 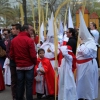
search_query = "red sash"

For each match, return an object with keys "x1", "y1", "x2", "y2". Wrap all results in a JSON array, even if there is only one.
[
  {"x1": 49, "y1": 58, "x2": 55, "y2": 61},
  {"x1": 77, "y1": 58, "x2": 93, "y2": 64}
]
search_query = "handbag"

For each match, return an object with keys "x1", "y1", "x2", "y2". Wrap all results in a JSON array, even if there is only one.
[{"x1": 0, "y1": 46, "x2": 6, "y2": 57}]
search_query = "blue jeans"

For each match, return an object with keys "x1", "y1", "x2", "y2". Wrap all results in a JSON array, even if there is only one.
[{"x1": 16, "y1": 68, "x2": 34, "y2": 100}]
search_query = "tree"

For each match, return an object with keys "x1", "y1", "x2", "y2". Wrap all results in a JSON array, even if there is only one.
[{"x1": 0, "y1": 0, "x2": 18, "y2": 27}]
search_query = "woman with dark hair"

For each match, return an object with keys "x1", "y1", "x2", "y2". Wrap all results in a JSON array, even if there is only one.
[{"x1": 66, "y1": 28, "x2": 77, "y2": 55}]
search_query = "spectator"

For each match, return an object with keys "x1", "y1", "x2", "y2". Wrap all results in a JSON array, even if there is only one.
[
  {"x1": 3, "y1": 29, "x2": 11, "y2": 57},
  {"x1": 90, "y1": 22, "x2": 100, "y2": 68},
  {"x1": 3, "y1": 29, "x2": 11, "y2": 86},
  {"x1": 10, "y1": 24, "x2": 37, "y2": 100},
  {"x1": 90, "y1": 22, "x2": 99, "y2": 45},
  {"x1": 10, "y1": 23, "x2": 22, "y2": 100}
]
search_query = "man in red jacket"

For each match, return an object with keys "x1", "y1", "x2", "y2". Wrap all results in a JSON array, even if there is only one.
[{"x1": 10, "y1": 24, "x2": 37, "y2": 100}]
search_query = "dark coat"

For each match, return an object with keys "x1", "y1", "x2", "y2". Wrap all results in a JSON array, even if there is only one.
[{"x1": 67, "y1": 37, "x2": 77, "y2": 55}]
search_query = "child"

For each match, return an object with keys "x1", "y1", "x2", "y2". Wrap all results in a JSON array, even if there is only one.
[
  {"x1": 57, "y1": 46, "x2": 77, "y2": 100},
  {"x1": 3, "y1": 57, "x2": 11, "y2": 86},
  {"x1": 33, "y1": 48, "x2": 56, "y2": 99}
]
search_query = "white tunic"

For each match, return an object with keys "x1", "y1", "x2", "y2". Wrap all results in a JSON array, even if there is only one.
[
  {"x1": 3, "y1": 58, "x2": 11, "y2": 85},
  {"x1": 76, "y1": 43, "x2": 98, "y2": 99},
  {"x1": 35, "y1": 62, "x2": 48, "y2": 95},
  {"x1": 58, "y1": 51, "x2": 77, "y2": 100},
  {"x1": 90, "y1": 30, "x2": 99, "y2": 45}
]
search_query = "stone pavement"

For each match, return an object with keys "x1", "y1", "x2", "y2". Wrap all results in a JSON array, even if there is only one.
[
  {"x1": 0, "y1": 81, "x2": 100, "y2": 100},
  {"x1": 0, "y1": 69, "x2": 100, "y2": 100}
]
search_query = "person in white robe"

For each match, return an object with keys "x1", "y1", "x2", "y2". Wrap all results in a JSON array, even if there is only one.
[
  {"x1": 3, "y1": 57, "x2": 11, "y2": 85},
  {"x1": 57, "y1": 46, "x2": 77, "y2": 100},
  {"x1": 76, "y1": 11, "x2": 98, "y2": 100},
  {"x1": 41, "y1": 36, "x2": 60, "y2": 69}
]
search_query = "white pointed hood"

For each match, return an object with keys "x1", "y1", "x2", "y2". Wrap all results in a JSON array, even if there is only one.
[
  {"x1": 59, "y1": 21, "x2": 64, "y2": 35},
  {"x1": 79, "y1": 11, "x2": 97, "y2": 51},
  {"x1": 51, "y1": 12, "x2": 54, "y2": 21},
  {"x1": 64, "y1": 24, "x2": 68, "y2": 31},
  {"x1": 68, "y1": 7, "x2": 74, "y2": 28},
  {"x1": 58, "y1": 21, "x2": 64, "y2": 44},
  {"x1": 47, "y1": 12, "x2": 54, "y2": 37},
  {"x1": 47, "y1": 12, "x2": 54, "y2": 43},
  {"x1": 47, "y1": 18, "x2": 50, "y2": 31},
  {"x1": 40, "y1": 22, "x2": 44, "y2": 42}
]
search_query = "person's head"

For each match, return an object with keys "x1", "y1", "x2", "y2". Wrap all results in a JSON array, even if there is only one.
[
  {"x1": 21, "y1": 24, "x2": 33, "y2": 36},
  {"x1": 66, "y1": 28, "x2": 76, "y2": 38},
  {"x1": 11, "y1": 24, "x2": 21, "y2": 35},
  {"x1": 90, "y1": 22, "x2": 97, "y2": 30},
  {"x1": 3, "y1": 29, "x2": 10, "y2": 39},
  {"x1": 30, "y1": 29, "x2": 35, "y2": 39},
  {"x1": 38, "y1": 48, "x2": 45, "y2": 58}
]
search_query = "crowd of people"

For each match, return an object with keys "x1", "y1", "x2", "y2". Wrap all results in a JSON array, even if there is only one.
[{"x1": 0, "y1": 12, "x2": 100, "y2": 100}]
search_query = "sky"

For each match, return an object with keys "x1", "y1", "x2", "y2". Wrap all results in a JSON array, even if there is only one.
[{"x1": 9, "y1": 0, "x2": 18, "y2": 7}]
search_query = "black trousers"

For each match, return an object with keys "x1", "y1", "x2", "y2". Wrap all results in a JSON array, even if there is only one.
[{"x1": 10, "y1": 65, "x2": 17, "y2": 99}]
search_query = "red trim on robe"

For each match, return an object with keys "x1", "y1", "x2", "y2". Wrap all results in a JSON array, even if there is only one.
[
  {"x1": 63, "y1": 41, "x2": 67, "y2": 46},
  {"x1": 68, "y1": 51, "x2": 77, "y2": 73},
  {"x1": 77, "y1": 58, "x2": 92, "y2": 64},
  {"x1": 57, "y1": 50, "x2": 63, "y2": 67},
  {"x1": 66, "y1": 45, "x2": 77, "y2": 73}
]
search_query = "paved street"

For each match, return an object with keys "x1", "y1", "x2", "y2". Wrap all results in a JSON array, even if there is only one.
[
  {"x1": 0, "y1": 70, "x2": 100, "y2": 100},
  {"x1": 0, "y1": 81, "x2": 100, "y2": 100}
]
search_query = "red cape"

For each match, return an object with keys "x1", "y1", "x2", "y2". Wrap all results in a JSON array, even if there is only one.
[
  {"x1": 33, "y1": 57, "x2": 57, "y2": 95},
  {"x1": 0, "y1": 65, "x2": 5, "y2": 90}
]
